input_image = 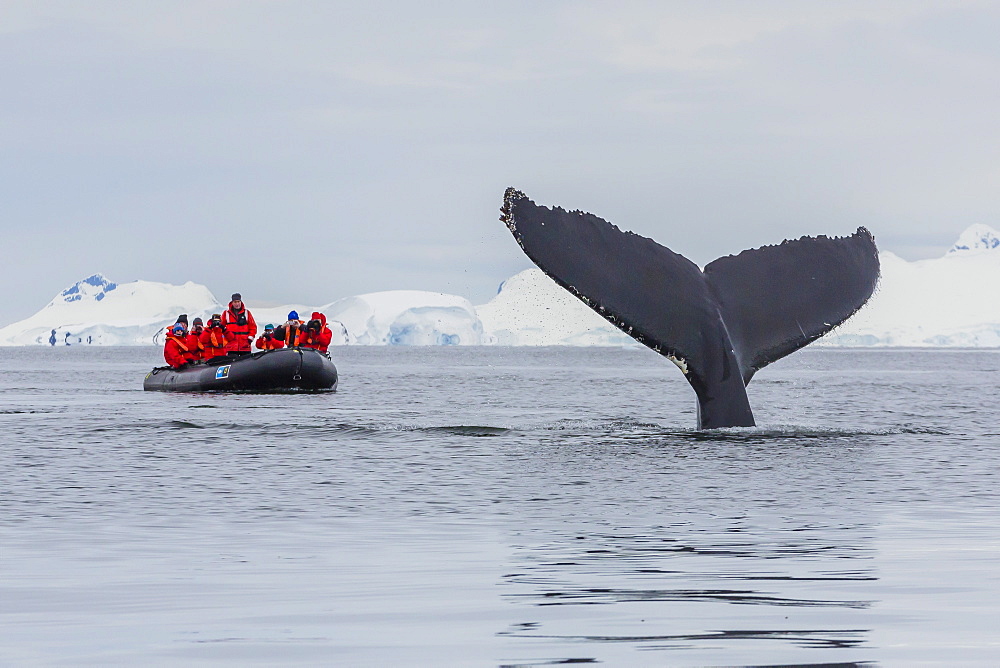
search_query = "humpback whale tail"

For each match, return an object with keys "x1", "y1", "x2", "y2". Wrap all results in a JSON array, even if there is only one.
[{"x1": 500, "y1": 188, "x2": 880, "y2": 429}]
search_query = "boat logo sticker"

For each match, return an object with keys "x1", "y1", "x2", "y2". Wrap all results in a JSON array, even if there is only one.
[{"x1": 216, "y1": 365, "x2": 231, "y2": 380}]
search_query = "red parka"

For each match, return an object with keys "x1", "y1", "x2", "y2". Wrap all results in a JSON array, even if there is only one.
[
  {"x1": 299, "y1": 312, "x2": 333, "y2": 352},
  {"x1": 255, "y1": 332, "x2": 285, "y2": 350},
  {"x1": 222, "y1": 300, "x2": 257, "y2": 352},
  {"x1": 186, "y1": 328, "x2": 206, "y2": 361},
  {"x1": 163, "y1": 332, "x2": 191, "y2": 368},
  {"x1": 200, "y1": 326, "x2": 230, "y2": 359}
]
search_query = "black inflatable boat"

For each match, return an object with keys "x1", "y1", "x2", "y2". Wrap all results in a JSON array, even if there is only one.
[{"x1": 144, "y1": 347, "x2": 338, "y2": 392}]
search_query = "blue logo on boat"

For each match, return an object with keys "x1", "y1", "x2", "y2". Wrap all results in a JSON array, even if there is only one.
[{"x1": 215, "y1": 365, "x2": 231, "y2": 380}]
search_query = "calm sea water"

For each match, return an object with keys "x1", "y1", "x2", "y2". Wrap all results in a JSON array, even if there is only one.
[{"x1": 2, "y1": 346, "x2": 999, "y2": 666}]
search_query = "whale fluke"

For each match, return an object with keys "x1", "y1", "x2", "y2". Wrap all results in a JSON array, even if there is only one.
[{"x1": 500, "y1": 188, "x2": 880, "y2": 429}]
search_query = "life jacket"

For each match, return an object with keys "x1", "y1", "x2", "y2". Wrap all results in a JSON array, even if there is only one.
[
  {"x1": 222, "y1": 301, "x2": 257, "y2": 352},
  {"x1": 201, "y1": 326, "x2": 229, "y2": 358},
  {"x1": 186, "y1": 329, "x2": 205, "y2": 360},
  {"x1": 281, "y1": 320, "x2": 304, "y2": 347},
  {"x1": 163, "y1": 332, "x2": 190, "y2": 368},
  {"x1": 255, "y1": 332, "x2": 284, "y2": 350}
]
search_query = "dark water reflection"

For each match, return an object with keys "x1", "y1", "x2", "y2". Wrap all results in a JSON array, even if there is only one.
[{"x1": 1, "y1": 346, "x2": 999, "y2": 666}]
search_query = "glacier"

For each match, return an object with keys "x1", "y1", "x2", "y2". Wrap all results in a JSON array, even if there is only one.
[
  {"x1": 2, "y1": 225, "x2": 999, "y2": 347},
  {"x1": 0, "y1": 274, "x2": 223, "y2": 346},
  {"x1": 824, "y1": 224, "x2": 1000, "y2": 346},
  {"x1": 0, "y1": 278, "x2": 484, "y2": 347},
  {"x1": 251, "y1": 291, "x2": 483, "y2": 346},
  {"x1": 477, "y1": 269, "x2": 635, "y2": 346},
  {"x1": 322, "y1": 291, "x2": 482, "y2": 345}
]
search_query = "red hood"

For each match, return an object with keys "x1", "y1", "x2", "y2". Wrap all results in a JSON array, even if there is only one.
[{"x1": 311, "y1": 312, "x2": 327, "y2": 326}]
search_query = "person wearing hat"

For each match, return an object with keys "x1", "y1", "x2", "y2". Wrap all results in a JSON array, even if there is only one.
[
  {"x1": 187, "y1": 317, "x2": 207, "y2": 361},
  {"x1": 200, "y1": 313, "x2": 229, "y2": 359},
  {"x1": 221, "y1": 292, "x2": 257, "y2": 354},
  {"x1": 163, "y1": 322, "x2": 192, "y2": 369},
  {"x1": 272, "y1": 311, "x2": 304, "y2": 347},
  {"x1": 298, "y1": 312, "x2": 334, "y2": 352},
  {"x1": 255, "y1": 324, "x2": 285, "y2": 351}
]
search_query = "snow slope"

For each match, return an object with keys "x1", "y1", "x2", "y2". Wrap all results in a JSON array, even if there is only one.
[
  {"x1": 0, "y1": 278, "x2": 482, "y2": 347},
  {"x1": 322, "y1": 291, "x2": 482, "y2": 345},
  {"x1": 0, "y1": 275, "x2": 222, "y2": 346},
  {"x1": 825, "y1": 226, "x2": 1000, "y2": 346},
  {"x1": 481, "y1": 226, "x2": 1000, "y2": 348},
  {"x1": 2, "y1": 225, "x2": 998, "y2": 347},
  {"x1": 249, "y1": 292, "x2": 485, "y2": 346},
  {"x1": 476, "y1": 269, "x2": 634, "y2": 346}
]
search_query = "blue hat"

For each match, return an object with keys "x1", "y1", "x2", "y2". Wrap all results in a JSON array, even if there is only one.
[
  {"x1": 288, "y1": 311, "x2": 299, "y2": 320},
  {"x1": 265, "y1": 323, "x2": 274, "y2": 330},
  {"x1": 172, "y1": 324, "x2": 185, "y2": 334}
]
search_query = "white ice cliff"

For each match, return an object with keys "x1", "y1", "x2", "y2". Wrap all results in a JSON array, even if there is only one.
[
  {"x1": 476, "y1": 269, "x2": 634, "y2": 346},
  {"x1": 2, "y1": 225, "x2": 999, "y2": 347},
  {"x1": 825, "y1": 225, "x2": 1000, "y2": 346}
]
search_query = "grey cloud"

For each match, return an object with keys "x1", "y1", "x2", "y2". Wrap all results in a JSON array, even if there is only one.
[{"x1": 1, "y1": 1, "x2": 997, "y2": 325}]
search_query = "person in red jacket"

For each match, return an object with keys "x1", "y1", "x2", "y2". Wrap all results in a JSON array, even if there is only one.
[
  {"x1": 299, "y1": 312, "x2": 334, "y2": 352},
  {"x1": 255, "y1": 324, "x2": 285, "y2": 350},
  {"x1": 163, "y1": 323, "x2": 192, "y2": 369},
  {"x1": 200, "y1": 314, "x2": 229, "y2": 359},
  {"x1": 312, "y1": 312, "x2": 334, "y2": 352},
  {"x1": 186, "y1": 317, "x2": 207, "y2": 361},
  {"x1": 222, "y1": 293, "x2": 257, "y2": 353}
]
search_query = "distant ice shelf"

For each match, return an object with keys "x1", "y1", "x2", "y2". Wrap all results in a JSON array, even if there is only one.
[
  {"x1": 1, "y1": 225, "x2": 999, "y2": 347},
  {"x1": 824, "y1": 225, "x2": 1000, "y2": 347}
]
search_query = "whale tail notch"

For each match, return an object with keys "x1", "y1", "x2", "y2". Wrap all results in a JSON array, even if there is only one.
[{"x1": 500, "y1": 188, "x2": 880, "y2": 429}]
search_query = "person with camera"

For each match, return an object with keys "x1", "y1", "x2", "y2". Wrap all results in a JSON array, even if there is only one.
[
  {"x1": 187, "y1": 317, "x2": 207, "y2": 361},
  {"x1": 255, "y1": 324, "x2": 285, "y2": 351},
  {"x1": 163, "y1": 322, "x2": 193, "y2": 369},
  {"x1": 200, "y1": 313, "x2": 230, "y2": 359},
  {"x1": 298, "y1": 311, "x2": 333, "y2": 352},
  {"x1": 272, "y1": 311, "x2": 304, "y2": 347},
  {"x1": 222, "y1": 292, "x2": 257, "y2": 354}
]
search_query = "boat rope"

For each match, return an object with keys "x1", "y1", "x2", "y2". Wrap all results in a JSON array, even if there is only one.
[{"x1": 292, "y1": 349, "x2": 303, "y2": 381}]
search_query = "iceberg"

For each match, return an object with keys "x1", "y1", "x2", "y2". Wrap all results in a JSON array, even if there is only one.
[
  {"x1": 2, "y1": 224, "x2": 998, "y2": 348},
  {"x1": 322, "y1": 291, "x2": 483, "y2": 345},
  {"x1": 476, "y1": 269, "x2": 635, "y2": 346},
  {"x1": 823, "y1": 225, "x2": 1000, "y2": 346},
  {"x1": 481, "y1": 226, "x2": 1000, "y2": 349},
  {"x1": 224, "y1": 293, "x2": 485, "y2": 347}
]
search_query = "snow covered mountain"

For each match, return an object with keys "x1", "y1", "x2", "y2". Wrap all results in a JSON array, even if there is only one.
[
  {"x1": 476, "y1": 269, "x2": 634, "y2": 346},
  {"x1": 0, "y1": 277, "x2": 483, "y2": 347},
  {"x1": 0, "y1": 274, "x2": 222, "y2": 346},
  {"x1": 480, "y1": 225, "x2": 1000, "y2": 348},
  {"x1": 825, "y1": 225, "x2": 1000, "y2": 346},
  {"x1": 948, "y1": 223, "x2": 1000, "y2": 253},
  {"x1": 2, "y1": 224, "x2": 998, "y2": 347}
]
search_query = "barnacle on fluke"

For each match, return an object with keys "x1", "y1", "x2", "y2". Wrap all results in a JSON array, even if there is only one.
[{"x1": 501, "y1": 188, "x2": 880, "y2": 429}]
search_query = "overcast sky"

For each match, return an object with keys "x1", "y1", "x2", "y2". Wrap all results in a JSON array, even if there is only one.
[{"x1": 2, "y1": 1, "x2": 998, "y2": 325}]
